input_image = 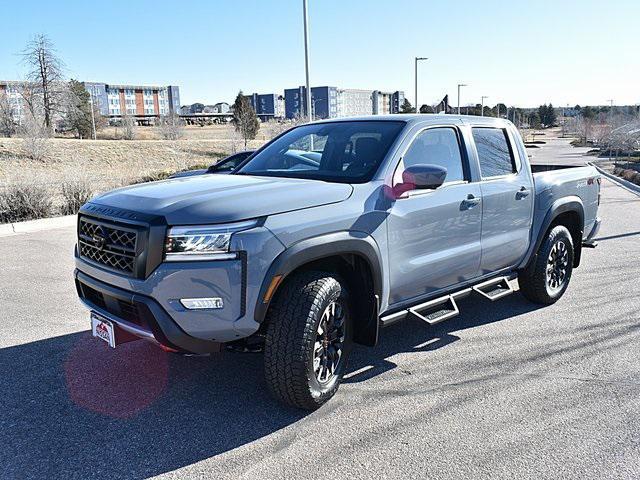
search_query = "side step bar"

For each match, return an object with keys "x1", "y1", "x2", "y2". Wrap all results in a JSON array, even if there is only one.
[
  {"x1": 380, "y1": 289, "x2": 471, "y2": 327},
  {"x1": 379, "y1": 276, "x2": 515, "y2": 328},
  {"x1": 472, "y1": 276, "x2": 514, "y2": 301}
]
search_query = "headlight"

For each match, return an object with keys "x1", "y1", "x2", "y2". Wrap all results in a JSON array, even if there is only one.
[{"x1": 164, "y1": 219, "x2": 258, "y2": 261}]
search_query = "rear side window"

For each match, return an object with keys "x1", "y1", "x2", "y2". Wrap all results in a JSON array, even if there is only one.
[
  {"x1": 402, "y1": 127, "x2": 465, "y2": 183},
  {"x1": 472, "y1": 128, "x2": 516, "y2": 178}
]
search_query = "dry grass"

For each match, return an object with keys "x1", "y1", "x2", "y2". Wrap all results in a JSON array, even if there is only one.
[{"x1": 0, "y1": 123, "x2": 279, "y2": 223}]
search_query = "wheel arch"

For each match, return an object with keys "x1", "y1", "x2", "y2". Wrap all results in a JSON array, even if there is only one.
[
  {"x1": 521, "y1": 196, "x2": 585, "y2": 270},
  {"x1": 255, "y1": 231, "x2": 383, "y2": 347}
]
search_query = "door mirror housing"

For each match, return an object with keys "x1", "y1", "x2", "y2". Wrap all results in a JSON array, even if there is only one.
[{"x1": 394, "y1": 164, "x2": 447, "y2": 196}]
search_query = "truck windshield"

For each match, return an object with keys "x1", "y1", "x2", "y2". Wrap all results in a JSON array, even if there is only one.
[{"x1": 236, "y1": 121, "x2": 405, "y2": 183}]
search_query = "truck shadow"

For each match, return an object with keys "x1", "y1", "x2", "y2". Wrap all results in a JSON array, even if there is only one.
[{"x1": 0, "y1": 293, "x2": 541, "y2": 479}]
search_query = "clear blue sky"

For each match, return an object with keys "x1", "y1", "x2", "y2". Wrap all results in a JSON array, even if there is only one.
[{"x1": 1, "y1": 0, "x2": 638, "y2": 108}]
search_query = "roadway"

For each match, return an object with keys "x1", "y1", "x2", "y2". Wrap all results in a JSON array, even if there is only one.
[{"x1": 1, "y1": 137, "x2": 639, "y2": 479}]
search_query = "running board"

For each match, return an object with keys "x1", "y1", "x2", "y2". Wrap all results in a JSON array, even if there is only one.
[
  {"x1": 472, "y1": 276, "x2": 514, "y2": 301},
  {"x1": 379, "y1": 275, "x2": 516, "y2": 328},
  {"x1": 407, "y1": 295, "x2": 459, "y2": 325},
  {"x1": 381, "y1": 289, "x2": 471, "y2": 327}
]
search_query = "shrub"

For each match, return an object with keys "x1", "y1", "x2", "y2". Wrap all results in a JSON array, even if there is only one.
[
  {"x1": 20, "y1": 116, "x2": 50, "y2": 162},
  {"x1": 60, "y1": 179, "x2": 93, "y2": 215},
  {"x1": 158, "y1": 112, "x2": 184, "y2": 140},
  {"x1": 0, "y1": 183, "x2": 53, "y2": 223}
]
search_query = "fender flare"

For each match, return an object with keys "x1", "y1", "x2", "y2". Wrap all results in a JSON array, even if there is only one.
[
  {"x1": 520, "y1": 196, "x2": 584, "y2": 269},
  {"x1": 254, "y1": 231, "x2": 383, "y2": 345}
]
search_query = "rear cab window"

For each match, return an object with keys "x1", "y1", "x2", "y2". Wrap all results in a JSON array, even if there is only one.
[{"x1": 472, "y1": 128, "x2": 517, "y2": 178}]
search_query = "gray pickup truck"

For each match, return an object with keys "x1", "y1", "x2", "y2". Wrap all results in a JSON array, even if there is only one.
[{"x1": 75, "y1": 115, "x2": 601, "y2": 409}]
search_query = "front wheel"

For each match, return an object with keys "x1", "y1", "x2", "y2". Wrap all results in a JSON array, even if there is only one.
[
  {"x1": 518, "y1": 225, "x2": 574, "y2": 304},
  {"x1": 264, "y1": 271, "x2": 352, "y2": 410}
]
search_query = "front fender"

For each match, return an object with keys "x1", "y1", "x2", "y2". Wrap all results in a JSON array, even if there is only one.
[{"x1": 254, "y1": 231, "x2": 383, "y2": 324}]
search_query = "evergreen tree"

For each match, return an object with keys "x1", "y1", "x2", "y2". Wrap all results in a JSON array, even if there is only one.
[
  {"x1": 231, "y1": 91, "x2": 260, "y2": 148},
  {"x1": 399, "y1": 98, "x2": 416, "y2": 113},
  {"x1": 65, "y1": 79, "x2": 94, "y2": 138}
]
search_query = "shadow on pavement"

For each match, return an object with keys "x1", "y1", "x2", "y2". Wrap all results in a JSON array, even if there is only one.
[{"x1": 0, "y1": 293, "x2": 543, "y2": 479}]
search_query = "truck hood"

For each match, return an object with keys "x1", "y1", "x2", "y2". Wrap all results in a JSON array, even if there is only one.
[{"x1": 89, "y1": 174, "x2": 353, "y2": 225}]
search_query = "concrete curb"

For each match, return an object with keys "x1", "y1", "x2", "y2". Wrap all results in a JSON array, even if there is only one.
[
  {"x1": 595, "y1": 166, "x2": 640, "y2": 197},
  {"x1": 0, "y1": 214, "x2": 76, "y2": 237}
]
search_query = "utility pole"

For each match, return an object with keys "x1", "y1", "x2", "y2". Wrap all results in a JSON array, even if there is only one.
[
  {"x1": 303, "y1": 0, "x2": 312, "y2": 122},
  {"x1": 88, "y1": 88, "x2": 97, "y2": 140},
  {"x1": 414, "y1": 57, "x2": 428, "y2": 114},
  {"x1": 481, "y1": 96, "x2": 488, "y2": 116},
  {"x1": 457, "y1": 84, "x2": 467, "y2": 115}
]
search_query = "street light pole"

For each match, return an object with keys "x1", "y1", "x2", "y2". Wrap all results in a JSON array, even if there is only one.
[
  {"x1": 303, "y1": 0, "x2": 312, "y2": 123},
  {"x1": 481, "y1": 96, "x2": 488, "y2": 116},
  {"x1": 88, "y1": 88, "x2": 97, "y2": 140},
  {"x1": 414, "y1": 57, "x2": 428, "y2": 114},
  {"x1": 457, "y1": 84, "x2": 467, "y2": 115}
]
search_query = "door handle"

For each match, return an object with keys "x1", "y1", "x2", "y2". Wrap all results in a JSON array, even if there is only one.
[
  {"x1": 516, "y1": 186, "x2": 530, "y2": 200},
  {"x1": 460, "y1": 194, "x2": 480, "y2": 210}
]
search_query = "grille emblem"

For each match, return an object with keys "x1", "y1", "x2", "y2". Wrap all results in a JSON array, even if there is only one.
[{"x1": 91, "y1": 226, "x2": 108, "y2": 251}]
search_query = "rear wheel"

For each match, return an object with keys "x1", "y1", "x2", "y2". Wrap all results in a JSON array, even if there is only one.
[
  {"x1": 519, "y1": 225, "x2": 574, "y2": 304},
  {"x1": 264, "y1": 271, "x2": 352, "y2": 410}
]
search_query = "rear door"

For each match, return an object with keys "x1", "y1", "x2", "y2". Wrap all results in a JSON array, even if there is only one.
[
  {"x1": 387, "y1": 126, "x2": 482, "y2": 306},
  {"x1": 472, "y1": 127, "x2": 534, "y2": 273}
]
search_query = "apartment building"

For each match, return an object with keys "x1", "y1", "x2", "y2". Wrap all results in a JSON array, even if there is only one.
[
  {"x1": 373, "y1": 90, "x2": 405, "y2": 115},
  {"x1": 0, "y1": 81, "x2": 28, "y2": 123},
  {"x1": 84, "y1": 82, "x2": 180, "y2": 118},
  {"x1": 284, "y1": 86, "x2": 405, "y2": 119},
  {"x1": 245, "y1": 93, "x2": 285, "y2": 121}
]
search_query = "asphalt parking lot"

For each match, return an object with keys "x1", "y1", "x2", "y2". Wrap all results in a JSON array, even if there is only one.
[{"x1": 1, "y1": 150, "x2": 639, "y2": 479}]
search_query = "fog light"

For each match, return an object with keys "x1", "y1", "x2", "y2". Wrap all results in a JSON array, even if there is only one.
[{"x1": 180, "y1": 298, "x2": 224, "y2": 310}]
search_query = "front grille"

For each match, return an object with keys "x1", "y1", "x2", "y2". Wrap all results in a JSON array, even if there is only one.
[{"x1": 78, "y1": 216, "x2": 139, "y2": 276}]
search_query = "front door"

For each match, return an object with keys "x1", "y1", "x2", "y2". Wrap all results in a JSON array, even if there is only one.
[{"x1": 387, "y1": 127, "x2": 482, "y2": 306}]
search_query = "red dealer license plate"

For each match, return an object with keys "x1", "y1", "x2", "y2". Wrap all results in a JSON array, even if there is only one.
[{"x1": 91, "y1": 312, "x2": 116, "y2": 348}]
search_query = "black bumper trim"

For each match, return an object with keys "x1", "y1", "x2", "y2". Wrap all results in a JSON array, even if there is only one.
[{"x1": 75, "y1": 270, "x2": 222, "y2": 354}]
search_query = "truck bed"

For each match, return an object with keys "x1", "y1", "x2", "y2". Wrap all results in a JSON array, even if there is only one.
[{"x1": 530, "y1": 163, "x2": 601, "y2": 243}]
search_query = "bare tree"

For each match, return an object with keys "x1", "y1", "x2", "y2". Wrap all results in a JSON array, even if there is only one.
[
  {"x1": 120, "y1": 112, "x2": 137, "y2": 140},
  {"x1": 0, "y1": 92, "x2": 17, "y2": 137},
  {"x1": 158, "y1": 111, "x2": 184, "y2": 140},
  {"x1": 21, "y1": 34, "x2": 65, "y2": 131}
]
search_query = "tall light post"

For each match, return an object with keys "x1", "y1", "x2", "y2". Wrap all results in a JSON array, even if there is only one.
[
  {"x1": 481, "y1": 96, "x2": 489, "y2": 116},
  {"x1": 303, "y1": 0, "x2": 312, "y2": 122},
  {"x1": 88, "y1": 88, "x2": 97, "y2": 140},
  {"x1": 414, "y1": 57, "x2": 428, "y2": 114},
  {"x1": 457, "y1": 84, "x2": 467, "y2": 115}
]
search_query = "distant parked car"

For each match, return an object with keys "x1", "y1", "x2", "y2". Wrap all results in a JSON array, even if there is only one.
[{"x1": 170, "y1": 151, "x2": 255, "y2": 178}]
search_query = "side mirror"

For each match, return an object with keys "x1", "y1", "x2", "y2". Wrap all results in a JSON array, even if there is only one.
[{"x1": 394, "y1": 164, "x2": 447, "y2": 196}]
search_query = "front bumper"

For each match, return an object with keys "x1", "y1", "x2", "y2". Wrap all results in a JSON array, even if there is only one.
[{"x1": 76, "y1": 270, "x2": 223, "y2": 353}]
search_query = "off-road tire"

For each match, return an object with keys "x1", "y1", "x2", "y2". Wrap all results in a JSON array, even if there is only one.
[
  {"x1": 264, "y1": 271, "x2": 352, "y2": 410},
  {"x1": 519, "y1": 225, "x2": 574, "y2": 304}
]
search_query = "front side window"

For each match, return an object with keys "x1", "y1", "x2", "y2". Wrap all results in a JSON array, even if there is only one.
[
  {"x1": 472, "y1": 128, "x2": 516, "y2": 178},
  {"x1": 237, "y1": 121, "x2": 405, "y2": 183},
  {"x1": 401, "y1": 127, "x2": 466, "y2": 183}
]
